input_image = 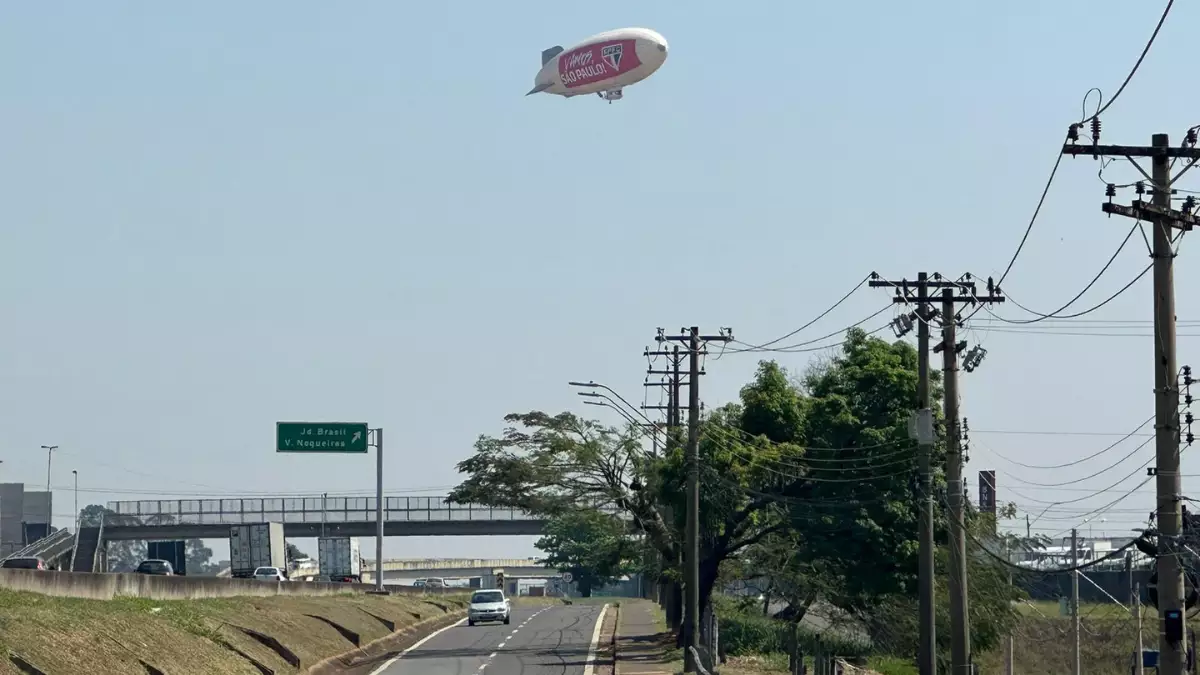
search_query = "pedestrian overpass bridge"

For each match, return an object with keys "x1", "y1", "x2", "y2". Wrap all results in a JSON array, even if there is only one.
[
  {"x1": 99, "y1": 495, "x2": 555, "y2": 540},
  {"x1": 378, "y1": 558, "x2": 556, "y2": 579}
]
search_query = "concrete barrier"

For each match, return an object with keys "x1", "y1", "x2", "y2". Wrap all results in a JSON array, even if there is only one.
[{"x1": 0, "y1": 569, "x2": 461, "y2": 601}]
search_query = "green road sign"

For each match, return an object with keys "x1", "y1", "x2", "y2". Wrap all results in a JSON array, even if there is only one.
[{"x1": 276, "y1": 422, "x2": 369, "y2": 453}]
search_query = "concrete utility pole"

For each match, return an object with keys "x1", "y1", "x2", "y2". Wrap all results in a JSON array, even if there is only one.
[
  {"x1": 657, "y1": 326, "x2": 733, "y2": 674},
  {"x1": 1072, "y1": 528, "x2": 1081, "y2": 675},
  {"x1": 1004, "y1": 540, "x2": 1014, "y2": 675},
  {"x1": 870, "y1": 272, "x2": 1004, "y2": 675},
  {"x1": 1137, "y1": 582, "x2": 1146, "y2": 675},
  {"x1": 643, "y1": 345, "x2": 690, "y2": 432},
  {"x1": 940, "y1": 289, "x2": 971, "y2": 673},
  {"x1": 1063, "y1": 131, "x2": 1200, "y2": 675},
  {"x1": 642, "y1": 342, "x2": 693, "y2": 625}
]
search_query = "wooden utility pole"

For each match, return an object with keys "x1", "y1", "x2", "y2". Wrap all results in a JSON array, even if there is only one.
[
  {"x1": 870, "y1": 272, "x2": 1004, "y2": 675},
  {"x1": 657, "y1": 326, "x2": 733, "y2": 674},
  {"x1": 1063, "y1": 132, "x2": 1200, "y2": 675}
]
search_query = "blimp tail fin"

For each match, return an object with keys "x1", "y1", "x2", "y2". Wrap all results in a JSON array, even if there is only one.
[{"x1": 541, "y1": 45, "x2": 564, "y2": 65}]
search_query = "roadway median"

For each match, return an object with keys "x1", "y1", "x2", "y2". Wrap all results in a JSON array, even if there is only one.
[{"x1": 0, "y1": 585, "x2": 469, "y2": 674}]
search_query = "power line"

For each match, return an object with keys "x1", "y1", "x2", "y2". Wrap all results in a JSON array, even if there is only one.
[
  {"x1": 723, "y1": 274, "x2": 872, "y2": 353},
  {"x1": 980, "y1": 416, "x2": 1154, "y2": 470}
]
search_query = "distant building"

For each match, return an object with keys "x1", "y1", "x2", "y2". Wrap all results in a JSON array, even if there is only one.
[
  {"x1": 0, "y1": 483, "x2": 53, "y2": 558},
  {"x1": 1009, "y1": 535, "x2": 1152, "y2": 571}
]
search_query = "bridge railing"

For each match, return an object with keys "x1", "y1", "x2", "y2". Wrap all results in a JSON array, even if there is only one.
[{"x1": 102, "y1": 495, "x2": 544, "y2": 527}]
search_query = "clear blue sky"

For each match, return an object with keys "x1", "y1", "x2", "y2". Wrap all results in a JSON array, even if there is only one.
[{"x1": 3, "y1": 1, "x2": 1199, "y2": 561}]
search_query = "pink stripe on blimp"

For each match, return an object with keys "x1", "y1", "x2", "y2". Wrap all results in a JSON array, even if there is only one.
[{"x1": 557, "y1": 39, "x2": 643, "y2": 89}]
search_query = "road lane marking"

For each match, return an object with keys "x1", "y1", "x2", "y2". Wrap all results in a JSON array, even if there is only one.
[
  {"x1": 367, "y1": 617, "x2": 468, "y2": 675},
  {"x1": 582, "y1": 604, "x2": 610, "y2": 675},
  {"x1": 498, "y1": 642, "x2": 507, "y2": 648}
]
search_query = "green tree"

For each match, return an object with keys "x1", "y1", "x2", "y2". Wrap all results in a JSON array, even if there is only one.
[
  {"x1": 452, "y1": 328, "x2": 948, "y2": 644},
  {"x1": 186, "y1": 539, "x2": 217, "y2": 575},
  {"x1": 536, "y1": 510, "x2": 633, "y2": 597},
  {"x1": 78, "y1": 504, "x2": 145, "y2": 572},
  {"x1": 285, "y1": 543, "x2": 309, "y2": 562}
]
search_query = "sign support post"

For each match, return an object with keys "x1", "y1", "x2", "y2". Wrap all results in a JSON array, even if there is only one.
[
  {"x1": 373, "y1": 428, "x2": 384, "y2": 592},
  {"x1": 275, "y1": 421, "x2": 381, "y2": 589}
]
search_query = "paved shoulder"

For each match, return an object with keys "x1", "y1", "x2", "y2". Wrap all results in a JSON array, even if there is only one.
[{"x1": 375, "y1": 604, "x2": 608, "y2": 675}]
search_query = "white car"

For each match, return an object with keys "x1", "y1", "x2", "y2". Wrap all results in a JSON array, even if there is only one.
[
  {"x1": 467, "y1": 589, "x2": 511, "y2": 626},
  {"x1": 253, "y1": 566, "x2": 287, "y2": 581}
]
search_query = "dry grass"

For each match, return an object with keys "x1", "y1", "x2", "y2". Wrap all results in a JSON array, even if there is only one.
[
  {"x1": 0, "y1": 589, "x2": 469, "y2": 675},
  {"x1": 976, "y1": 610, "x2": 1147, "y2": 675}
]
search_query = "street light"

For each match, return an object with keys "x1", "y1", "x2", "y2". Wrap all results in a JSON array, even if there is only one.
[
  {"x1": 72, "y1": 470, "x2": 78, "y2": 533},
  {"x1": 40, "y1": 445, "x2": 57, "y2": 493},
  {"x1": 40, "y1": 445, "x2": 57, "y2": 527}
]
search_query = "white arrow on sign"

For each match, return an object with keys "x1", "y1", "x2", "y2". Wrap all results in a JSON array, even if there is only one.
[
  {"x1": 562, "y1": 572, "x2": 573, "y2": 583},
  {"x1": 351, "y1": 431, "x2": 362, "y2": 444}
]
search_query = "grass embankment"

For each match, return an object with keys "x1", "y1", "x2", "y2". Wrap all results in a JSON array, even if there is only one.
[{"x1": 0, "y1": 589, "x2": 470, "y2": 675}]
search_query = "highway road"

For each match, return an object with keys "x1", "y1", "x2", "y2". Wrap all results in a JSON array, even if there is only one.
[{"x1": 370, "y1": 604, "x2": 608, "y2": 675}]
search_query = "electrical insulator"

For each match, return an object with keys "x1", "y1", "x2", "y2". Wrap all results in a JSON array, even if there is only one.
[
  {"x1": 1136, "y1": 181, "x2": 1146, "y2": 196},
  {"x1": 1067, "y1": 123, "x2": 1080, "y2": 143},
  {"x1": 1091, "y1": 117, "x2": 1102, "y2": 142},
  {"x1": 1185, "y1": 196, "x2": 1196, "y2": 215},
  {"x1": 1106, "y1": 183, "x2": 1117, "y2": 199},
  {"x1": 1189, "y1": 128, "x2": 1198, "y2": 146}
]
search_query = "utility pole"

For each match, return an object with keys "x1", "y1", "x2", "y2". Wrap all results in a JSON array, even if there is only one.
[
  {"x1": 940, "y1": 288, "x2": 970, "y2": 673},
  {"x1": 1137, "y1": 582, "x2": 1146, "y2": 675},
  {"x1": 643, "y1": 345, "x2": 693, "y2": 432},
  {"x1": 657, "y1": 326, "x2": 734, "y2": 674},
  {"x1": 1072, "y1": 528, "x2": 1080, "y2": 675},
  {"x1": 642, "y1": 345, "x2": 691, "y2": 625},
  {"x1": 869, "y1": 272, "x2": 1004, "y2": 675},
  {"x1": 1004, "y1": 540, "x2": 1014, "y2": 675},
  {"x1": 1063, "y1": 131, "x2": 1200, "y2": 675}
]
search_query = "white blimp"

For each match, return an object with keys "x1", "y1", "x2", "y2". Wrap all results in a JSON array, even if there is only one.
[{"x1": 525, "y1": 27, "x2": 668, "y2": 103}]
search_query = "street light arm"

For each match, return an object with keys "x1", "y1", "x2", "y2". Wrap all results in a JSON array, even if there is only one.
[
  {"x1": 583, "y1": 399, "x2": 644, "y2": 429},
  {"x1": 568, "y1": 381, "x2": 655, "y2": 425},
  {"x1": 582, "y1": 398, "x2": 666, "y2": 450}
]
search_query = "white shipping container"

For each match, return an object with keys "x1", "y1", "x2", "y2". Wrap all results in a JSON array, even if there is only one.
[
  {"x1": 318, "y1": 537, "x2": 361, "y2": 580},
  {"x1": 229, "y1": 523, "x2": 286, "y2": 576}
]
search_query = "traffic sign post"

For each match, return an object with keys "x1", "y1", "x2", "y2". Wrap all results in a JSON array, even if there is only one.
[
  {"x1": 276, "y1": 422, "x2": 369, "y2": 453},
  {"x1": 276, "y1": 421, "x2": 383, "y2": 592}
]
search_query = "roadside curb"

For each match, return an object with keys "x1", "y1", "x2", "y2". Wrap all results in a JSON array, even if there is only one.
[
  {"x1": 598, "y1": 602, "x2": 620, "y2": 675},
  {"x1": 306, "y1": 610, "x2": 466, "y2": 674}
]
